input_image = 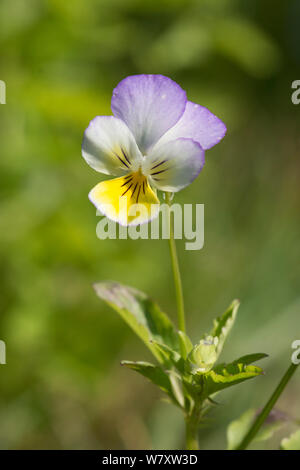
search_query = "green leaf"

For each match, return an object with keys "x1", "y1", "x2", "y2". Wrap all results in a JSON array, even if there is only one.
[
  {"x1": 231, "y1": 353, "x2": 268, "y2": 366},
  {"x1": 227, "y1": 408, "x2": 287, "y2": 450},
  {"x1": 151, "y1": 341, "x2": 185, "y2": 373},
  {"x1": 210, "y1": 299, "x2": 239, "y2": 360},
  {"x1": 178, "y1": 330, "x2": 193, "y2": 359},
  {"x1": 201, "y1": 359, "x2": 264, "y2": 399},
  {"x1": 227, "y1": 408, "x2": 255, "y2": 450},
  {"x1": 281, "y1": 429, "x2": 300, "y2": 450},
  {"x1": 94, "y1": 282, "x2": 179, "y2": 363},
  {"x1": 121, "y1": 361, "x2": 184, "y2": 408},
  {"x1": 167, "y1": 370, "x2": 185, "y2": 409},
  {"x1": 121, "y1": 361, "x2": 171, "y2": 393},
  {"x1": 257, "y1": 420, "x2": 284, "y2": 442}
]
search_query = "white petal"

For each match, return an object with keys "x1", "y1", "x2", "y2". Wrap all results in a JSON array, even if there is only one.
[
  {"x1": 143, "y1": 138, "x2": 205, "y2": 192},
  {"x1": 82, "y1": 116, "x2": 142, "y2": 176}
]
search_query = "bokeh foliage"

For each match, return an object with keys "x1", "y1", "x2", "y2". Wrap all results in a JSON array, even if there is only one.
[{"x1": 0, "y1": 0, "x2": 299, "y2": 449}]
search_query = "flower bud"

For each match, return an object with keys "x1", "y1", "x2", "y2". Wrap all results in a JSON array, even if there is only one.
[{"x1": 187, "y1": 336, "x2": 218, "y2": 374}]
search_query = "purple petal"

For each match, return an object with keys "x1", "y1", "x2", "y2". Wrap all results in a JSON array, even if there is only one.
[
  {"x1": 156, "y1": 101, "x2": 227, "y2": 150},
  {"x1": 111, "y1": 74, "x2": 187, "y2": 153}
]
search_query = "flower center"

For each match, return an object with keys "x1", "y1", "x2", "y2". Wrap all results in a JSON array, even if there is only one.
[{"x1": 121, "y1": 169, "x2": 149, "y2": 203}]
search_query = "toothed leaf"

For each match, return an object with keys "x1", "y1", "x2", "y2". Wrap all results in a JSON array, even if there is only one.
[
  {"x1": 231, "y1": 353, "x2": 268, "y2": 366},
  {"x1": 210, "y1": 299, "x2": 239, "y2": 359},
  {"x1": 94, "y1": 282, "x2": 180, "y2": 363},
  {"x1": 121, "y1": 361, "x2": 183, "y2": 408},
  {"x1": 201, "y1": 359, "x2": 264, "y2": 398}
]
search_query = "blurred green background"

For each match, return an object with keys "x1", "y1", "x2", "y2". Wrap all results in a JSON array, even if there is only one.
[{"x1": 0, "y1": 0, "x2": 299, "y2": 449}]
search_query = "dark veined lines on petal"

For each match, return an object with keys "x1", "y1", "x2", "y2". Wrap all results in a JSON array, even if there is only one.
[
  {"x1": 121, "y1": 148, "x2": 131, "y2": 166},
  {"x1": 151, "y1": 163, "x2": 173, "y2": 181},
  {"x1": 136, "y1": 185, "x2": 141, "y2": 203},
  {"x1": 152, "y1": 175, "x2": 168, "y2": 181},
  {"x1": 151, "y1": 159, "x2": 168, "y2": 170},
  {"x1": 121, "y1": 176, "x2": 133, "y2": 187},
  {"x1": 113, "y1": 149, "x2": 131, "y2": 169},
  {"x1": 137, "y1": 178, "x2": 150, "y2": 202},
  {"x1": 151, "y1": 169, "x2": 168, "y2": 176},
  {"x1": 131, "y1": 182, "x2": 138, "y2": 199},
  {"x1": 134, "y1": 180, "x2": 147, "y2": 203},
  {"x1": 121, "y1": 182, "x2": 133, "y2": 196},
  {"x1": 121, "y1": 171, "x2": 149, "y2": 202},
  {"x1": 151, "y1": 159, "x2": 171, "y2": 178}
]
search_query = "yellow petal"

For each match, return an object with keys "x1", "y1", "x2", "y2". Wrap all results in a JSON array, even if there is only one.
[{"x1": 89, "y1": 171, "x2": 160, "y2": 226}]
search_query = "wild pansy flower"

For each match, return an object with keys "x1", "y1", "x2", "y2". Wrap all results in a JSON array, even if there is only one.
[{"x1": 82, "y1": 74, "x2": 226, "y2": 225}]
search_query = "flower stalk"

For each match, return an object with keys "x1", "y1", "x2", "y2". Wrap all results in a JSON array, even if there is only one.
[
  {"x1": 185, "y1": 416, "x2": 200, "y2": 450},
  {"x1": 235, "y1": 361, "x2": 298, "y2": 450},
  {"x1": 185, "y1": 402, "x2": 202, "y2": 451},
  {"x1": 165, "y1": 192, "x2": 186, "y2": 333}
]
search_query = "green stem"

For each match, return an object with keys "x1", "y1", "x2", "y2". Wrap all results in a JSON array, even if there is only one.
[
  {"x1": 185, "y1": 415, "x2": 200, "y2": 450},
  {"x1": 236, "y1": 362, "x2": 298, "y2": 450},
  {"x1": 165, "y1": 192, "x2": 186, "y2": 333}
]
